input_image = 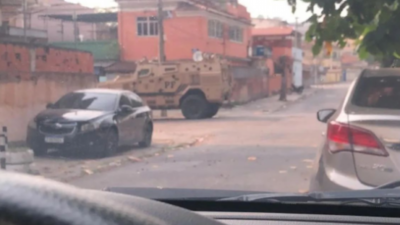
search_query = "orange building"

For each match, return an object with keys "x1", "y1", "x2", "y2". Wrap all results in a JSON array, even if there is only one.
[{"x1": 116, "y1": 0, "x2": 252, "y2": 64}]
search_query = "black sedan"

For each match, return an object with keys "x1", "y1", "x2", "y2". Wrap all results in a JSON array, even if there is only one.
[{"x1": 27, "y1": 89, "x2": 153, "y2": 157}]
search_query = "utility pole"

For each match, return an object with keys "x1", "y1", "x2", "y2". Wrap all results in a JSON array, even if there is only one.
[
  {"x1": 73, "y1": 11, "x2": 78, "y2": 47},
  {"x1": 22, "y1": 0, "x2": 27, "y2": 42},
  {"x1": 279, "y1": 17, "x2": 299, "y2": 101},
  {"x1": 295, "y1": 17, "x2": 299, "y2": 48},
  {"x1": 158, "y1": 0, "x2": 165, "y2": 63},
  {"x1": 279, "y1": 56, "x2": 288, "y2": 101},
  {"x1": 58, "y1": 21, "x2": 64, "y2": 41}
]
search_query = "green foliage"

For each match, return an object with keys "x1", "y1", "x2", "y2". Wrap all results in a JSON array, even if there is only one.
[{"x1": 288, "y1": 0, "x2": 400, "y2": 67}]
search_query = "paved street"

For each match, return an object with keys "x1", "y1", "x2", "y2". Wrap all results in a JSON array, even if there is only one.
[{"x1": 71, "y1": 84, "x2": 349, "y2": 193}]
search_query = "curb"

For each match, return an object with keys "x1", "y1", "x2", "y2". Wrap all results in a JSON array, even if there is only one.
[{"x1": 5, "y1": 149, "x2": 36, "y2": 174}]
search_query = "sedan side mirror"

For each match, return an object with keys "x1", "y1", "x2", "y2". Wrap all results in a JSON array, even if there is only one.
[
  {"x1": 46, "y1": 103, "x2": 54, "y2": 109},
  {"x1": 317, "y1": 109, "x2": 336, "y2": 123}
]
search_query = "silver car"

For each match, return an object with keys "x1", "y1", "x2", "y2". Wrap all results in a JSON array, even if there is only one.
[{"x1": 310, "y1": 68, "x2": 400, "y2": 191}]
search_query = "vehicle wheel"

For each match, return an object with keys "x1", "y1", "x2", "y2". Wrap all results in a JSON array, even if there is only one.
[
  {"x1": 204, "y1": 103, "x2": 220, "y2": 118},
  {"x1": 98, "y1": 128, "x2": 118, "y2": 158},
  {"x1": 32, "y1": 147, "x2": 47, "y2": 156},
  {"x1": 139, "y1": 123, "x2": 153, "y2": 148},
  {"x1": 181, "y1": 95, "x2": 208, "y2": 119}
]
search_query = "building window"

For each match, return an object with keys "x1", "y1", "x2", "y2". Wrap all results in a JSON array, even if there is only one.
[
  {"x1": 208, "y1": 20, "x2": 223, "y2": 38},
  {"x1": 137, "y1": 16, "x2": 158, "y2": 36},
  {"x1": 229, "y1": 26, "x2": 243, "y2": 42}
]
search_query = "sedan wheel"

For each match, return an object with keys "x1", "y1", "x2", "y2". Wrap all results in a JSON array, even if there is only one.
[
  {"x1": 97, "y1": 128, "x2": 118, "y2": 158},
  {"x1": 139, "y1": 123, "x2": 153, "y2": 148}
]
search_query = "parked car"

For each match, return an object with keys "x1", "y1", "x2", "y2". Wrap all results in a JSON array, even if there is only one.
[
  {"x1": 27, "y1": 89, "x2": 153, "y2": 157},
  {"x1": 310, "y1": 68, "x2": 400, "y2": 191}
]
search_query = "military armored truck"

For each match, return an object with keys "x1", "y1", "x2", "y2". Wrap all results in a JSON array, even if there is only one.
[{"x1": 98, "y1": 55, "x2": 232, "y2": 119}]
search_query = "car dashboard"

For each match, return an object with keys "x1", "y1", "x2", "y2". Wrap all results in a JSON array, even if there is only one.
[
  {"x1": 94, "y1": 190, "x2": 400, "y2": 225},
  {"x1": 200, "y1": 212, "x2": 400, "y2": 225}
]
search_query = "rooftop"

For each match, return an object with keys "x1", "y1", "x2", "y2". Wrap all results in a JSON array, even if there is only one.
[{"x1": 41, "y1": 12, "x2": 118, "y2": 23}]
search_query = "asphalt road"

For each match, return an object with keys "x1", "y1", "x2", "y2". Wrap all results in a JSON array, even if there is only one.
[{"x1": 71, "y1": 84, "x2": 349, "y2": 193}]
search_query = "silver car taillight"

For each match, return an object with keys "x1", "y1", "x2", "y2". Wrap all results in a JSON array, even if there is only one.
[{"x1": 327, "y1": 121, "x2": 388, "y2": 157}]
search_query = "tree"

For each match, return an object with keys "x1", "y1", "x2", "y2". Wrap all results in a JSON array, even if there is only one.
[{"x1": 288, "y1": 0, "x2": 400, "y2": 67}]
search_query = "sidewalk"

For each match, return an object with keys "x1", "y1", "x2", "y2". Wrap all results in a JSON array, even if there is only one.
[{"x1": 222, "y1": 88, "x2": 318, "y2": 116}]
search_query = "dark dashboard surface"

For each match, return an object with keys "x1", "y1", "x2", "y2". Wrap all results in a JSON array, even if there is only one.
[
  {"x1": 98, "y1": 189, "x2": 400, "y2": 225},
  {"x1": 201, "y1": 212, "x2": 400, "y2": 225}
]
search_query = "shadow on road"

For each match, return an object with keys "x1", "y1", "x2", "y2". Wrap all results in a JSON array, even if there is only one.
[{"x1": 154, "y1": 116, "x2": 283, "y2": 123}]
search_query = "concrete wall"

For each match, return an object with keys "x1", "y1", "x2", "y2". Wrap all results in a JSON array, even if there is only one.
[
  {"x1": 0, "y1": 43, "x2": 95, "y2": 142},
  {"x1": 320, "y1": 69, "x2": 343, "y2": 83},
  {"x1": 229, "y1": 65, "x2": 292, "y2": 104},
  {"x1": 229, "y1": 74, "x2": 293, "y2": 104},
  {"x1": 0, "y1": 74, "x2": 96, "y2": 142}
]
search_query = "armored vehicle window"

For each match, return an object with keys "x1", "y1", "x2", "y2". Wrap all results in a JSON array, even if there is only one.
[{"x1": 138, "y1": 69, "x2": 150, "y2": 77}]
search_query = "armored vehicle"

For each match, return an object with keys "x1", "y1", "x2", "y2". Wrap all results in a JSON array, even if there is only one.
[{"x1": 98, "y1": 54, "x2": 232, "y2": 119}]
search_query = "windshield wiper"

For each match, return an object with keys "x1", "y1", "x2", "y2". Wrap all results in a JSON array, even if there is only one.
[{"x1": 218, "y1": 189, "x2": 400, "y2": 207}]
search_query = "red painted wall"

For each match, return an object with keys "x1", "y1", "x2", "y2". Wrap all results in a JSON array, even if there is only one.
[{"x1": 118, "y1": 9, "x2": 251, "y2": 61}]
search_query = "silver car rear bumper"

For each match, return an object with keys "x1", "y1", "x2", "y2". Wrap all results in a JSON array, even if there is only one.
[{"x1": 309, "y1": 152, "x2": 373, "y2": 192}]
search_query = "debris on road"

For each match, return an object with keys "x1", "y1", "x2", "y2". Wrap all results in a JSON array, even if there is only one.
[
  {"x1": 83, "y1": 169, "x2": 93, "y2": 175},
  {"x1": 279, "y1": 170, "x2": 287, "y2": 174},
  {"x1": 128, "y1": 156, "x2": 142, "y2": 162},
  {"x1": 247, "y1": 156, "x2": 257, "y2": 161},
  {"x1": 298, "y1": 189, "x2": 309, "y2": 194}
]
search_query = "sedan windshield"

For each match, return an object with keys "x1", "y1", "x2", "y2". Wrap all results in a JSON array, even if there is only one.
[{"x1": 53, "y1": 92, "x2": 117, "y2": 111}]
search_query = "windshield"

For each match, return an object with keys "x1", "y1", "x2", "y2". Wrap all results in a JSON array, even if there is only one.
[
  {"x1": 1, "y1": 0, "x2": 399, "y2": 210},
  {"x1": 53, "y1": 92, "x2": 117, "y2": 111}
]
